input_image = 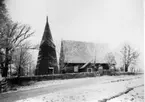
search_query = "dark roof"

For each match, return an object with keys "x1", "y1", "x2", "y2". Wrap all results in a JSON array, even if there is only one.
[
  {"x1": 61, "y1": 40, "x2": 110, "y2": 63},
  {"x1": 40, "y1": 16, "x2": 55, "y2": 48}
]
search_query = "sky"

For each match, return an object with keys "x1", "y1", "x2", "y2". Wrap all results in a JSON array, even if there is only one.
[{"x1": 5, "y1": 0, "x2": 144, "y2": 69}]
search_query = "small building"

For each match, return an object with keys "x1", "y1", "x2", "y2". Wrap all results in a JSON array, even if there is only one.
[{"x1": 59, "y1": 40, "x2": 114, "y2": 73}]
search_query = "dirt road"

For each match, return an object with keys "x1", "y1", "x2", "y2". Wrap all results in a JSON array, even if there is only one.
[{"x1": 0, "y1": 75, "x2": 143, "y2": 102}]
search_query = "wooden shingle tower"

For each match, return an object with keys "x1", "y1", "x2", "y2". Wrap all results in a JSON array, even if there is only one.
[{"x1": 35, "y1": 16, "x2": 58, "y2": 75}]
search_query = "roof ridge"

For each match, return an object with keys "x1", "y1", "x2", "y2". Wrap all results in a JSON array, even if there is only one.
[{"x1": 61, "y1": 40, "x2": 109, "y2": 45}]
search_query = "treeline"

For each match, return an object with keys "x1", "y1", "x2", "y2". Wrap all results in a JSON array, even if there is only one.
[{"x1": 0, "y1": 0, "x2": 36, "y2": 77}]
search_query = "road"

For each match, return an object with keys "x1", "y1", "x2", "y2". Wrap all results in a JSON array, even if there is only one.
[{"x1": 0, "y1": 75, "x2": 143, "y2": 102}]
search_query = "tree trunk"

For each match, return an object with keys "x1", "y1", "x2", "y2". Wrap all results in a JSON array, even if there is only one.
[
  {"x1": 10, "y1": 63, "x2": 12, "y2": 76},
  {"x1": 125, "y1": 64, "x2": 128, "y2": 72},
  {"x1": 18, "y1": 66, "x2": 21, "y2": 77},
  {"x1": 0, "y1": 63, "x2": 4, "y2": 75},
  {"x1": 2, "y1": 48, "x2": 9, "y2": 77}
]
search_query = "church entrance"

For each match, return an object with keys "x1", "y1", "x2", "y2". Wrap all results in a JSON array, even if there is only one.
[{"x1": 49, "y1": 67, "x2": 54, "y2": 74}]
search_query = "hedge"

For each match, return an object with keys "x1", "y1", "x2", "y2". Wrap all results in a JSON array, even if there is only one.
[{"x1": 6, "y1": 71, "x2": 142, "y2": 85}]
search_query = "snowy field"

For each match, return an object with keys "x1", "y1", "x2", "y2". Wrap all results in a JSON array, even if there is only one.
[{"x1": 15, "y1": 75, "x2": 144, "y2": 102}]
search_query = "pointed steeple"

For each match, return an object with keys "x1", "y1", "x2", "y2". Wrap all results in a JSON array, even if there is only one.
[
  {"x1": 36, "y1": 16, "x2": 58, "y2": 75},
  {"x1": 41, "y1": 16, "x2": 52, "y2": 44},
  {"x1": 46, "y1": 16, "x2": 48, "y2": 23}
]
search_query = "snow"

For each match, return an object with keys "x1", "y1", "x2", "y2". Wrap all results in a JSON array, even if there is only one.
[
  {"x1": 15, "y1": 75, "x2": 144, "y2": 102},
  {"x1": 16, "y1": 75, "x2": 134, "y2": 91},
  {"x1": 108, "y1": 86, "x2": 144, "y2": 102},
  {"x1": 19, "y1": 75, "x2": 142, "y2": 91}
]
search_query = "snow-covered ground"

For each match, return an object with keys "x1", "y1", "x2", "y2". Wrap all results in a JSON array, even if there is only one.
[
  {"x1": 15, "y1": 75, "x2": 144, "y2": 102},
  {"x1": 107, "y1": 86, "x2": 144, "y2": 102},
  {"x1": 16, "y1": 75, "x2": 141, "y2": 91}
]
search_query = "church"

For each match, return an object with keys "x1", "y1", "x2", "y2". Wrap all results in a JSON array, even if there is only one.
[
  {"x1": 35, "y1": 17, "x2": 58, "y2": 75},
  {"x1": 59, "y1": 40, "x2": 116, "y2": 73}
]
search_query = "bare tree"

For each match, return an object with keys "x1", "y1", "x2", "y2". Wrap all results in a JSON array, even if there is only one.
[
  {"x1": 0, "y1": 22, "x2": 34, "y2": 77},
  {"x1": 12, "y1": 42, "x2": 33, "y2": 77},
  {"x1": 0, "y1": 0, "x2": 9, "y2": 76},
  {"x1": 121, "y1": 44, "x2": 139, "y2": 72},
  {"x1": 105, "y1": 52, "x2": 116, "y2": 68}
]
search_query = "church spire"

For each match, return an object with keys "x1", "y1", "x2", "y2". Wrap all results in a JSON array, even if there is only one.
[
  {"x1": 36, "y1": 16, "x2": 58, "y2": 75},
  {"x1": 41, "y1": 16, "x2": 53, "y2": 45},
  {"x1": 46, "y1": 16, "x2": 48, "y2": 23}
]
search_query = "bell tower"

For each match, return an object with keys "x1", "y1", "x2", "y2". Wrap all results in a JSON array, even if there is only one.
[{"x1": 35, "y1": 16, "x2": 58, "y2": 75}]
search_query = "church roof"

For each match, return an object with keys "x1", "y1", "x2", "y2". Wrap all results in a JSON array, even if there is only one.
[{"x1": 60, "y1": 40, "x2": 110, "y2": 63}]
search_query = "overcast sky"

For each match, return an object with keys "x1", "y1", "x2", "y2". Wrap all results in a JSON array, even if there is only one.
[{"x1": 5, "y1": 0, "x2": 144, "y2": 69}]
